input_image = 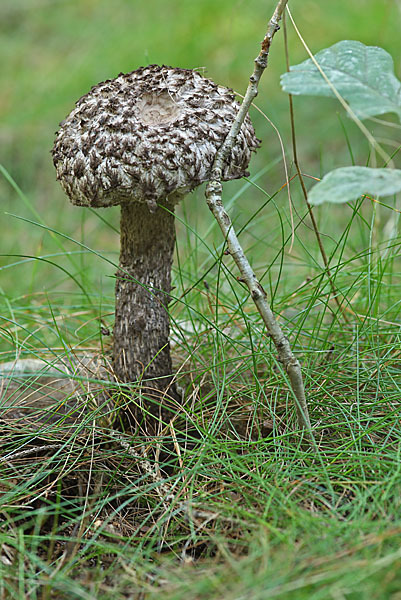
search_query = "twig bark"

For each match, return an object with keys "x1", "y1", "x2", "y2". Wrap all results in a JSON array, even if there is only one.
[{"x1": 205, "y1": 0, "x2": 311, "y2": 433}]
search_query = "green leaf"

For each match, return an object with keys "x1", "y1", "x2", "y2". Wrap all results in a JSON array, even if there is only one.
[
  {"x1": 281, "y1": 40, "x2": 401, "y2": 121},
  {"x1": 308, "y1": 167, "x2": 401, "y2": 206}
]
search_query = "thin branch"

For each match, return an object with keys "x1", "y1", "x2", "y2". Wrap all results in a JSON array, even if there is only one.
[
  {"x1": 0, "y1": 444, "x2": 64, "y2": 463},
  {"x1": 205, "y1": 0, "x2": 311, "y2": 433}
]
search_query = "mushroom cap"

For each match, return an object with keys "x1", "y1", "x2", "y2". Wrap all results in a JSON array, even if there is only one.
[{"x1": 52, "y1": 65, "x2": 260, "y2": 211}]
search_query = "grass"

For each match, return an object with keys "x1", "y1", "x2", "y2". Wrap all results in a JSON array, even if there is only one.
[{"x1": 2, "y1": 0, "x2": 401, "y2": 598}]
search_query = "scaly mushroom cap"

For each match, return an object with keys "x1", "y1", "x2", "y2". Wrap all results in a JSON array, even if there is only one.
[{"x1": 52, "y1": 65, "x2": 259, "y2": 211}]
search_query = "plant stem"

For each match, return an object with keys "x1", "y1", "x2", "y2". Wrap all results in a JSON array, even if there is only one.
[
  {"x1": 205, "y1": 0, "x2": 312, "y2": 433},
  {"x1": 282, "y1": 12, "x2": 349, "y2": 323},
  {"x1": 114, "y1": 201, "x2": 180, "y2": 426}
]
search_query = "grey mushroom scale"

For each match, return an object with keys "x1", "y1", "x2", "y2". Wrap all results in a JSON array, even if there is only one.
[{"x1": 52, "y1": 64, "x2": 259, "y2": 426}]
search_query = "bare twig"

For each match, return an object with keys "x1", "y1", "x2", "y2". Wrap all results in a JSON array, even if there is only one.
[
  {"x1": 0, "y1": 444, "x2": 64, "y2": 464},
  {"x1": 205, "y1": 0, "x2": 311, "y2": 433},
  {"x1": 111, "y1": 432, "x2": 177, "y2": 508}
]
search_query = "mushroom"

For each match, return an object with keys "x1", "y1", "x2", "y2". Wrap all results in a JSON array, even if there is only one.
[{"x1": 52, "y1": 64, "x2": 259, "y2": 423}]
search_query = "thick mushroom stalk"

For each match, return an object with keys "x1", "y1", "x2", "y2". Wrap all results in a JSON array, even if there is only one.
[
  {"x1": 115, "y1": 200, "x2": 177, "y2": 412},
  {"x1": 52, "y1": 64, "x2": 259, "y2": 423}
]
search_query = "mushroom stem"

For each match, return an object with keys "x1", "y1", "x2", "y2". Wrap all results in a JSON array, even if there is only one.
[{"x1": 113, "y1": 200, "x2": 179, "y2": 422}]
